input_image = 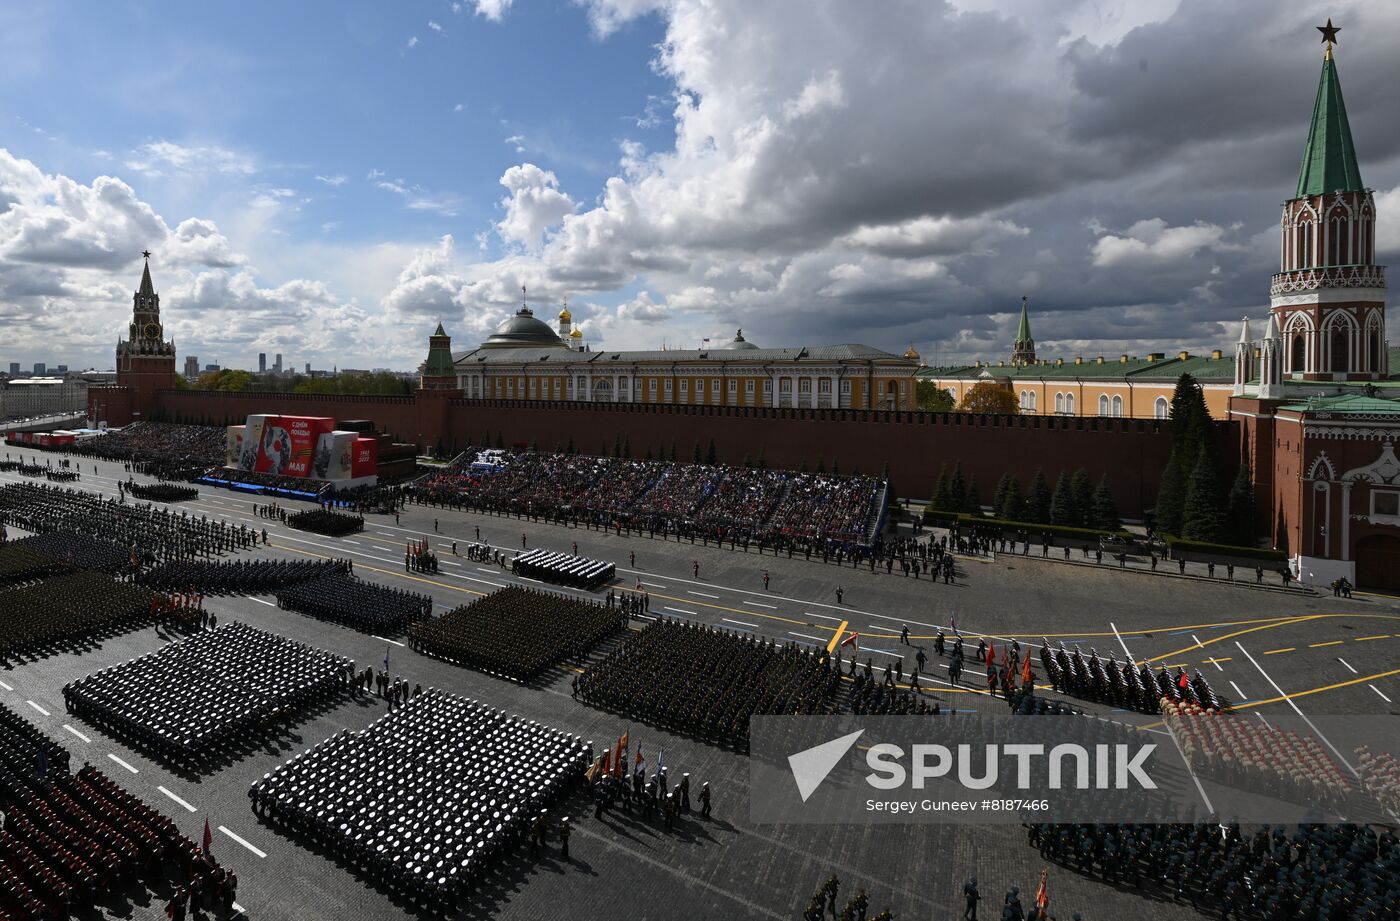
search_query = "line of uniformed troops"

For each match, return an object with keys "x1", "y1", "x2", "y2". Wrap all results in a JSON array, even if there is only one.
[
  {"x1": 276, "y1": 572, "x2": 431, "y2": 633},
  {"x1": 0, "y1": 570, "x2": 155, "y2": 665},
  {"x1": 138, "y1": 557, "x2": 350, "y2": 595},
  {"x1": 1039, "y1": 640, "x2": 1222, "y2": 714},
  {"x1": 575, "y1": 617, "x2": 840, "y2": 747}
]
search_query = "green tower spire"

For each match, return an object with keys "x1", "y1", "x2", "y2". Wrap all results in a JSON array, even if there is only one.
[
  {"x1": 1295, "y1": 43, "x2": 1363, "y2": 199},
  {"x1": 1015, "y1": 296, "x2": 1032, "y2": 343}
]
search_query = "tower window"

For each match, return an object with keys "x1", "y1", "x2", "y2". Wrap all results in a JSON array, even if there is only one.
[
  {"x1": 1291, "y1": 334, "x2": 1306, "y2": 373},
  {"x1": 1330, "y1": 327, "x2": 1348, "y2": 372}
]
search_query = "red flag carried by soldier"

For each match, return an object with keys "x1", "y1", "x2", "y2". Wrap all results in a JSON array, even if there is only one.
[
  {"x1": 1021, "y1": 654, "x2": 1033, "y2": 688},
  {"x1": 986, "y1": 641, "x2": 996, "y2": 668},
  {"x1": 1035, "y1": 868, "x2": 1048, "y2": 909}
]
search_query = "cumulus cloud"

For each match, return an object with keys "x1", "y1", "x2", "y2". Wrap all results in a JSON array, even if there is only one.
[
  {"x1": 496, "y1": 164, "x2": 577, "y2": 249},
  {"x1": 314, "y1": 174, "x2": 347, "y2": 186},
  {"x1": 472, "y1": 0, "x2": 515, "y2": 22},
  {"x1": 841, "y1": 216, "x2": 1029, "y2": 258},
  {"x1": 1090, "y1": 218, "x2": 1232, "y2": 269}
]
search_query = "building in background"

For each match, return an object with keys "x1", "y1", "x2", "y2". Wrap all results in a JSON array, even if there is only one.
[
  {"x1": 7, "y1": 363, "x2": 18, "y2": 376},
  {"x1": 1, "y1": 377, "x2": 88, "y2": 421},
  {"x1": 259, "y1": 353, "x2": 267, "y2": 374},
  {"x1": 32, "y1": 363, "x2": 45, "y2": 375},
  {"x1": 185, "y1": 356, "x2": 200, "y2": 379},
  {"x1": 274, "y1": 353, "x2": 283, "y2": 374}
]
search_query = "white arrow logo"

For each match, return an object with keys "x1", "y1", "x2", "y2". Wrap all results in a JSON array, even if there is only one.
[{"x1": 788, "y1": 729, "x2": 865, "y2": 802}]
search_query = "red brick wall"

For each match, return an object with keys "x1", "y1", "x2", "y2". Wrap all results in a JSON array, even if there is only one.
[{"x1": 138, "y1": 390, "x2": 1184, "y2": 513}]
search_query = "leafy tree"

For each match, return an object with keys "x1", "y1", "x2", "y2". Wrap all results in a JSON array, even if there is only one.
[
  {"x1": 1049, "y1": 470, "x2": 1078, "y2": 525},
  {"x1": 1027, "y1": 470, "x2": 1052, "y2": 523},
  {"x1": 1071, "y1": 469, "x2": 1095, "y2": 528},
  {"x1": 1092, "y1": 474, "x2": 1120, "y2": 530},
  {"x1": 1182, "y1": 444, "x2": 1224, "y2": 541},
  {"x1": 173, "y1": 374, "x2": 192, "y2": 391},
  {"x1": 915, "y1": 380, "x2": 955, "y2": 412},
  {"x1": 957, "y1": 381, "x2": 1020, "y2": 414},
  {"x1": 1225, "y1": 459, "x2": 1256, "y2": 545},
  {"x1": 998, "y1": 475, "x2": 1025, "y2": 521},
  {"x1": 991, "y1": 474, "x2": 1014, "y2": 516},
  {"x1": 965, "y1": 475, "x2": 983, "y2": 517}
]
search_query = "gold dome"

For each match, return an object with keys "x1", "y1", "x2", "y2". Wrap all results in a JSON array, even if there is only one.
[
  {"x1": 559, "y1": 306, "x2": 572, "y2": 323},
  {"x1": 569, "y1": 327, "x2": 583, "y2": 339},
  {"x1": 903, "y1": 343, "x2": 920, "y2": 360}
]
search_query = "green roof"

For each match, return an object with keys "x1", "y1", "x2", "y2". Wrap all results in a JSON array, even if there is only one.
[
  {"x1": 1278, "y1": 394, "x2": 1400, "y2": 415},
  {"x1": 918, "y1": 354, "x2": 1234, "y2": 382},
  {"x1": 1296, "y1": 53, "x2": 1363, "y2": 198}
]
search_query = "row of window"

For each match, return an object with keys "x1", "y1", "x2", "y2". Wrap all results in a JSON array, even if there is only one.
[
  {"x1": 463, "y1": 375, "x2": 901, "y2": 402},
  {"x1": 1015, "y1": 389, "x2": 1170, "y2": 419},
  {"x1": 1285, "y1": 214, "x2": 1374, "y2": 271}
]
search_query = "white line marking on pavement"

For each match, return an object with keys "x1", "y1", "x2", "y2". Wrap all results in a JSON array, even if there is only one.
[
  {"x1": 26, "y1": 700, "x2": 48, "y2": 716},
  {"x1": 804, "y1": 611, "x2": 844, "y2": 622},
  {"x1": 1191, "y1": 634, "x2": 1205, "y2": 650},
  {"x1": 641, "y1": 581, "x2": 667, "y2": 589},
  {"x1": 373, "y1": 636, "x2": 406, "y2": 647},
  {"x1": 722, "y1": 618, "x2": 757, "y2": 628},
  {"x1": 520, "y1": 576, "x2": 543, "y2": 583},
  {"x1": 249, "y1": 597, "x2": 276, "y2": 606},
  {"x1": 63, "y1": 724, "x2": 90, "y2": 743},
  {"x1": 1236, "y1": 641, "x2": 1357, "y2": 776},
  {"x1": 376, "y1": 532, "x2": 396, "y2": 537},
  {"x1": 687, "y1": 590, "x2": 720, "y2": 599},
  {"x1": 1110, "y1": 622, "x2": 1134, "y2": 662},
  {"x1": 1337, "y1": 657, "x2": 1358, "y2": 674},
  {"x1": 219, "y1": 826, "x2": 267, "y2": 859},
  {"x1": 342, "y1": 539, "x2": 360, "y2": 544},
  {"x1": 476, "y1": 567, "x2": 497, "y2": 573},
  {"x1": 865, "y1": 612, "x2": 944, "y2": 631},
  {"x1": 459, "y1": 575, "x2": 507, "y2": 588},
  {"x1": 158, "y1": 786, "x2": 196, "y2": 813},
  {"x1": 1229, "y1": 680, "x2": 1247, "y2": 700},
  {"x1": 440, "y1": 559, "x2": 461, "y2": 566},
  {"x1": 788, "y1": 632, "x2": 828, "y2": 643},
  {"x1": 0, "y1": 679, "x2": 11, "y2": 691},
  {"x1": 663, "y1": 606, "x2": 698, "y2": 617},
  {"x1": 1372, "y1": 684, "x2": 1393, "y2": 703},
  {"x1": 107, "y1": 753, "x2": 138, "y2": 774}
]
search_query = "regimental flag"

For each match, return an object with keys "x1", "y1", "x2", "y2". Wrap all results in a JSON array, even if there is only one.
[
  {"x1": 1021, "y1": 654, "x2": 1033, "y2": 688},
  {"x1": 616, "y1": 731, "x2": 629, "y2": 776},
  {"x1": 1035, "y1": 868, "x2": 1049, "y2": 909},
  {"x1": 585, "y1": 757, "x2": 602, "y2": 783},
  {"x1": 635, "y1": 746, "x2": 644, "y2": 771},
  {"x1": 840, "y1": 631, "x2": 860, "y2": 652},
  {"x1": 1178, "y1": 671, "x2": 1190, "y2": 690},
  {"x1": 202, "y1": 819, "x2": 214, "y2": 855},
  {"x1": 986, "y1": 641, "x2": 996, "y2": 668}
]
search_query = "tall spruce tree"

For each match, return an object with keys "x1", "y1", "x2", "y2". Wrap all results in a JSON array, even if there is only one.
[
  {"x1": 1182, "y1": 444, "x2": 1225, "y2": 541},
  {"x1": 931, "y1": 463, "x2": 951, "y2": 511},
  {"x1": 1155, "y1": 458, "x2": 1186, "y2": 535},
  {"x1": 1027, "y1": 470, "x2": 1052, "y2": 523},
  {"x1": 1071, "y1": 469, "x2": 1095, "y2": 528},
  {"x1": 965, "y1": 475, "x2": 982, "y2": 517},
  {"x1": 948, "y1": 462, "x2": 967, "y2": 514},
  {"x1": 1092, "y1": 474, "x2": 1120, "y2": 530},
  {"x1": 999, "y1": 475, "x2": 1024, "y2": 520},
  {"x1": 1225, "y1": 459, "x2": 1256, "y2": 545},
  {"x1": 1049, "y1": 470, "x2": 1077, "y2": 525},
  {"x1": 992, "y1": 474, "x2": 1014, "y2": 516}
]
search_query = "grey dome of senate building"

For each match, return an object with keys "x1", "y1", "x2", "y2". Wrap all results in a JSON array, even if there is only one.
[
  {"x1": 714, "y1": 329, "x2": 759, "y2": 350},
  {"x1": 480, "y1": 307, "x2": 567, "y2": 349}
]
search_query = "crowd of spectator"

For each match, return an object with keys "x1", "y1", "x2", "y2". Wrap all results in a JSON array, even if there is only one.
[{"x1": 410, "y1": 449, "x2": 886, "y2": 552}]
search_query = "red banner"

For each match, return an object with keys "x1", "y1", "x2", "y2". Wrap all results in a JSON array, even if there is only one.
[
  {"x1": 253, "y1": 416, "x2": 335, "y2": 478},
  {"x1": 351, "y1": 437, "x2": 377, "y2": 478}
]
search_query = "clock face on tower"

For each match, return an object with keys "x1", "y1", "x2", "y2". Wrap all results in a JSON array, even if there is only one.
[{"x1": 143, "y1": 322, "x2": 160, "y2": 339}]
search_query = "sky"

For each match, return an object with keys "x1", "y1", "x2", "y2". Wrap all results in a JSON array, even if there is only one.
[{"x1": 2, "y1": 0, "x2": 1399, "y2": 372}]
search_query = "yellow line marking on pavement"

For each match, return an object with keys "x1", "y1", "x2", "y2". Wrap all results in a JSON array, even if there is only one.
[
  {"x1": 1204, "y1": 657, "x2": 1232, "y2": 665},
  {"x1": 1143, "y1": 617, "x2": 1324, "y2": 664},
  {"x1": 271, "y1": 542, "x2": 485, "y2": 597},
  {"x1": 1263, "y1": 647, "x2": 1296, "y2": 655},
  {"x1": 1231, "y1": 668, "x2": 1400, "y2": 712},
  {"x1": 1165, "y1": 663, "x2": 1189, "y2": 669},
  {"x1": 1355, "y1": 634, "x2": 1390, "y2": 642},
  {"x1": 827, "y1": 621, "x2": 849, "y2": 653},
  {"x1": 1309, "y1": 640, "x2": 1343, "y2": 648}
]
